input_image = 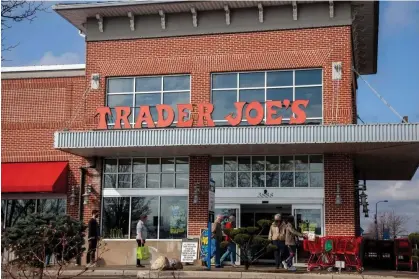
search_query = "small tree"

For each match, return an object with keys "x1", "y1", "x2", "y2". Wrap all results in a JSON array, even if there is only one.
[
  {"x1": 367, "y1": 211, "x2": 409, "y2": 239},
  {"x1": 222, "y1": 219, "x2": 276, "y2": 270},
  {"x1": 408, "y1": 233, "x2": 419, "y2": 274},
  {"x1": 2, "y1": 213, "x2": 108, "y2": 279}
]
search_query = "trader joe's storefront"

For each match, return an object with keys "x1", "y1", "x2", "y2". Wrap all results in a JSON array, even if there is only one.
[{"x1": 55, "y1": 123, "x2": 419, "y2": 266}]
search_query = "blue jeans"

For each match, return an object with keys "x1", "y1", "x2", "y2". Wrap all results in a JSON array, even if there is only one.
[
  {"x1": 45, "y1": 254, "x2": 51, "y2": 266},
  {"x1": 220, "y1": 242, "x2": 236, "y2": 264},
  {"x1": 273, "y1": 240, "x2": 285, "y2": 268},
  {"x1": 285, "y1": 245, "x2": 296, "y2": 267},
  {"x1": 214, "y1": 239, "x2": 221, "y2": 267}
]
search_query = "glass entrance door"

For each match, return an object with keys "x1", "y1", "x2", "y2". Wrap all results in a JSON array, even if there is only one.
[
  {"x1": 291, "y1": 205, "x2": 323, "y2": 264},
  {"x1": 215, "y1": 204, "x2": 240, "y2": 265}
]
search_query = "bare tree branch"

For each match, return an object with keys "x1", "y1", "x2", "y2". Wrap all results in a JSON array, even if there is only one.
[
  {"x1": 366, "y1": 211, "x2": 409, "y2": 239},
  {"x1": 1, "y1": 0, "x2": 47, "y2": 60}
]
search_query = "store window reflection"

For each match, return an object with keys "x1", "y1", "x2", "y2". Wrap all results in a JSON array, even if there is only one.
[
  {"x1": 159, "y1": 196, "x2": 187, "y2": 239},
  {"x1": 130, "y1": 197, "x2": 159, "y2": 239},
  {"x1": 294, "y1": 208, "x2": 322, "y2": 264},
  {"x1": 1, "y1": 199, "x2": 66, "y2": 228},
  {"x1": 102, "y1": 197, "x2": 130, "y2": 238},
  {"x1": 37, "y1": 199, "x2": 66, "y2": 216}
]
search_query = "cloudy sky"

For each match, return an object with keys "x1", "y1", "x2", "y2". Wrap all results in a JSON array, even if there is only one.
[{"x1": 2, "y1": 1, "x2": 418, "y2": 233}]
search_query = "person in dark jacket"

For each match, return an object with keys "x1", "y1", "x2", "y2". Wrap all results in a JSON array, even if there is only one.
[{"x1": 86, "y1": 209, "x2": 100, "y2": 267}]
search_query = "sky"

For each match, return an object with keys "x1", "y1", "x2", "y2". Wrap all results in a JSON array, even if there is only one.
[{"x1": 1, "y1": 1, "x2": 419, "y2": 233}]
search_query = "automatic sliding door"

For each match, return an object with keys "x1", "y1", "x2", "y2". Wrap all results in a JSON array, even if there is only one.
[
  {"x1": 215, "y1": 205, "x2": 240, "y2": 265},
  {"x1": 292, "y1": 205, "x2": 323, "y2": 264}
]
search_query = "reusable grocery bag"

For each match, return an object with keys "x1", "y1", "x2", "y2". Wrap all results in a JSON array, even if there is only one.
[
  {"x1": 137, "y1": 246, "x2": 150, "y2": 260},
  {"x1": 324, "y1": 239, "x2": 333, "y2": 252}
]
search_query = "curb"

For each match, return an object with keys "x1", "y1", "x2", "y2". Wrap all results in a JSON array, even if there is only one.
[{"x1": 136, "y1": 271, "x2": 414, "y2": 279}]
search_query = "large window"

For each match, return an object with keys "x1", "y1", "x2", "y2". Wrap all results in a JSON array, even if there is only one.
[
  {"x1": 211, "y1": 69, "x2": 322, "y2": 125},
  {"x1": 103, "y1": 157, "x2": 189, "y2": 189},
  {"x1": 210, "y1": 155, "x2": 323, "y2": 188},
  {"x1": 101, "y1": 196, "x2": 188, "y2": 240},
  {"x1": 106, "y1": 75, "x2": 191, "y2": 127},
  {"x1": 1, "y1": 198, "x2": 66, "y2": 228}
]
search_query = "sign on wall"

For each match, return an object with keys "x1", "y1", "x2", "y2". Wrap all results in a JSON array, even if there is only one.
[
  {"x1": 180, "y1": 239, "x2": 199, "y2": 263},
  {"x1": 96, "y1": 100, "x2": 310, "y2": 129}
]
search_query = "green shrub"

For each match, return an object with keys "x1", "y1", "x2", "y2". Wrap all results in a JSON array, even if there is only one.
[
  {"x1": 2, "y1": 213, "x2": 86, "y2": 271},
  {"x1": 223, "y1": 219, "x2": 276, "y2": 270}
]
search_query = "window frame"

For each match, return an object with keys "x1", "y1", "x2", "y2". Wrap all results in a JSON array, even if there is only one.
[
  {"x1": 210, "y1": 155, "x2": 324, "y2": 188},
  {"x1": 106, "y1": 74, "x2": 192, "y2": 128},
  {"x1": 101, "y1": 157, "x2": 190, "y2": 240},
  {"x1": 100, "y1": 195, "x2": 188, "y2": 241},
  {"x1": 1, "y1": 197, "x2": 67, "y2": 229},
  {"x1": 210, "y1": 69, "x2": 323, "y2": 125},
  {"x1": 103, "y1": 157, "x2": 190, "y2": 189}
]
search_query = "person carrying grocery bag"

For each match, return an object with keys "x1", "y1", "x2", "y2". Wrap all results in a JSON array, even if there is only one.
[{"x1": 136, "y1": 214, "x2": 150, "y2": 267}]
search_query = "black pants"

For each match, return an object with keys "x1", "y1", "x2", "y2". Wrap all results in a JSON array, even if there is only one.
[
  {"x1": 273, "y1": 240, "x2": 286, "y2": 268},
  {"x1": 136, "y1": 240, "x2": 145, "y2": 266},
  {"x1": 86, "y1": 239, "x2": 97, "y2": 264}
]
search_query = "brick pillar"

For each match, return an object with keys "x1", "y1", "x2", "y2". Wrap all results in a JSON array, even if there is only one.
[
  {"x1": 83, "y1": 158, "x2": 102, "y2": 224},
  {"x1": 324, "y1": 154, "x2": 356, "y2": 236},
  {"x1": 188, "y1": 156, "x2": 210, "y2": 237}
]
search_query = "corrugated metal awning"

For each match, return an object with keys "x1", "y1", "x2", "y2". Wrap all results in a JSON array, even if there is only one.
[{"x1": 54, "y1": 123, "x2": 419, "y2": 180}]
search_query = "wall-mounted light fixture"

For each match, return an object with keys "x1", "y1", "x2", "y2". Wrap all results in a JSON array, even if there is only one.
[
  {"x1": 82, "y1": 184, "x2": 92, "y2": 205},
  {"x1": 70, "y1": 186, "x2": 77, "y2": 206},
  {"x1": 359, "y1": 190, "x2": 367, "y2": 206},
  {"x1": 364, "y1": 209, "x2": 369, "y2": 218},
  {"x1": 335, "y1": 182, "x2": 342, "y2": 205},
  {"x1": 193, "y1": 183, "x2": 201, "y2": 204}
]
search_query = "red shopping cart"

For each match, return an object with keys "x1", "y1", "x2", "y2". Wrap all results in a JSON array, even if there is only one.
[
  {"x1": 303, "y1": 236, "x2": 335, "y2": 272},
  {"x1": 394, "y1": 238, "x2": 413, "y2": 271},
  {"x1": 343, "y1": 237, "x2": 363, "y2": 272},
  {"x1": 303, "y1": 237, "x2": 322, "y2": 271}
]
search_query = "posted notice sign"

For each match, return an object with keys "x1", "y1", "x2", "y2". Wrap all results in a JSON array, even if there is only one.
[
  {"x1": 209, "y1": 178, "x2": 215, "y2": 212},
  {"x1": 180, "y1": 239, "x2": 198, "y2": 263}
]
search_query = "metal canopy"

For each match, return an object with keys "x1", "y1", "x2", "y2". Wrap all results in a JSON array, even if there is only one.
[{"x1": 54, "y1": 123, "x2": 419, "y2": 180}]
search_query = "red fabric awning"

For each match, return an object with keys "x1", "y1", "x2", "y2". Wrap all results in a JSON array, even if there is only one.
[{"x1": 1, "y1": 162, "x2": 68, "y2": 193}]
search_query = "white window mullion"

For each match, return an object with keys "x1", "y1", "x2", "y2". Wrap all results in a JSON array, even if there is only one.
[
  {"x1": 116, "y1": 159, "x2": 119, "y2": 189},
  {"x1": 128, "y1": 197, "x2": 132, "y2": 239},
  {"x1": 264, "y1": 155, "x2": 267, "y2": 188},
  {"x1": 157, "y1": 196, "x2": 161, "y2": 239},
  {"x1": 236, "y1": 156, "x2": 238, "y2": 188}
]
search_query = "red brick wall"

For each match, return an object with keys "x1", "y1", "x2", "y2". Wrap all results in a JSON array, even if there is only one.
[
  {"x1": 85, "y1": 26, "x2": 354, "y2": 126},
  {"x1": 0, "y1": 77, "x2": 102, "y2": 221},
  {"x1": 324, "y1": 154, "x2": 356, "y2": 236},
  {"x1": 188, "y1": 156, "x2": 211, "y2": 236}
]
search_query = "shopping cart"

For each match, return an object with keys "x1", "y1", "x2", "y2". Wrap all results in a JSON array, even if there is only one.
[
  {"x1": 394, "y1": 238, "x2": 413, "y2": 271},
  {"x1": 303, "y1": 236, "x2": 336, "y2": 272},
  {"x1": 320, "y1": 237, "x2": 336, "y2": 272},
  {"x1": 342, "y1": 237, "x2": 363, "y2": 272},
  {"x1": 303, "y1": 237, "x2": 322, "y2": 271}
]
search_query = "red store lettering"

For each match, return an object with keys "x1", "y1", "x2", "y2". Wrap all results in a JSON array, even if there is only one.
[{"x1": 96, "y1": 99, "x2": 310, "y2": 129}]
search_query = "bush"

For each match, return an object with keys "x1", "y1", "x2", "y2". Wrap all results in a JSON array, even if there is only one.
[
  {"x1": 2, "y1": 213, "x2": 86, "y2": 274},
  {"x1": 223, "y1": 219, "x2": 276, "y2": 270}
]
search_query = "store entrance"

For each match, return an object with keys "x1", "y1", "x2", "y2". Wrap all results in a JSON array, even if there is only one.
[{"x1": 240, "y1": 204, "x2": 292, "y2": 264}]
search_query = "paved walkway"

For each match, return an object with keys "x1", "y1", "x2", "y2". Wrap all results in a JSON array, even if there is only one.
[{"x1": 48, "y1": 265, "x2": 417, "y2": 278}]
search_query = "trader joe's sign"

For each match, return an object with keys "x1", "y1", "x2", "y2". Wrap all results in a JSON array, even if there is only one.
[{"x1": 96, "y1": 100, "x2": 309, "y2": 129}]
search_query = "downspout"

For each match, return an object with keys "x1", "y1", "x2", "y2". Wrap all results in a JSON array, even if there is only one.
[{"x1": 76, "y1": 167, "x2": 87, "y2": 266}]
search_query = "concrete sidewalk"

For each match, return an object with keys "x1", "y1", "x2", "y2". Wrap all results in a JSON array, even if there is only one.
[{"x1": 52, "y1": 267, "x2": 417, "y2": 279}]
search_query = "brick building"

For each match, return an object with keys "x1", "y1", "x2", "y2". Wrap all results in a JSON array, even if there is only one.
[{"x1": 2, "y1": 1, "x2": 419, "y2": 266}]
